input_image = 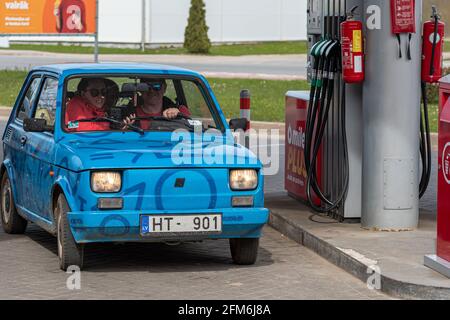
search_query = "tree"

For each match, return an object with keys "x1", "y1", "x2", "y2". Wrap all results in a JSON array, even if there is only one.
[{"x1": 184, "y1": 0, "x2": 211, "y2": 54}]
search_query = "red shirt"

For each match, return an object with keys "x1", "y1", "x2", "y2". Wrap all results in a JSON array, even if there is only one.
[
  {"x1": 65, "y1": 96, "x2": 109, "y2": 132},
  {"x1": 59, "y1": 0, "x2": 86, "y2": 33},
  {"x1": 136, "y1": 105, "x2": 191, "y2": 130}
]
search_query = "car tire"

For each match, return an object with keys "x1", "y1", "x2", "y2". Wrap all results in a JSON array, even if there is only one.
[
  {"x1": 229, "y1": 238, "x2": 259, "y2": 265},
  {"x1": 0, "y1": 172, "x2": 27, "y2": 234},
  {"x1": 55, "y1": 194, "x2": 84, "y2": 271}
]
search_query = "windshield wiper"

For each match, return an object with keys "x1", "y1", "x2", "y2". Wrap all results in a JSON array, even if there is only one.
[{"x1": 68, "y1": 117, "x2": 144, "y2": 135}]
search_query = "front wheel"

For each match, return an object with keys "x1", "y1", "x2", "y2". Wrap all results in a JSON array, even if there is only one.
[
  {"x1": 0, "y1": 173, "x2": 27, "y2": 234},
  {"x1": 229, "y1": 238, "x2": 259, "y2": 265},
  {"x1": 55, "y1": 194, "x2": 84, "y2": 271}
]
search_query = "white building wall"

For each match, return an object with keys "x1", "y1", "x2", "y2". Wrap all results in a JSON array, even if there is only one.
[
  {"x1": 149, "y1": 0, "x2": 307, "y2": 43},
  {"x1": 9, "y1": 0, "x2": 307, "y2": 44}
]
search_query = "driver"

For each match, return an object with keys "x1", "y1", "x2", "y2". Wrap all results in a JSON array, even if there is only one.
[{"x1": 126, "y1": 79, "x2": 191, "y2": 130}]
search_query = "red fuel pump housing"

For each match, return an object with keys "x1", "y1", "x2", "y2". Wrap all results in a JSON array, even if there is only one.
[
  {"x1": 422, "y1": 19, "x2": 445, "y2": 83},
  {"x1": 285, "y1": 92, "x2": 322, "y2": 205},
  {"x1": 437, "y1": 76, "x2": 450, "y2": 263},
  {"x1": 341, "y1": 19, "x2": 364, "y2": 83}
]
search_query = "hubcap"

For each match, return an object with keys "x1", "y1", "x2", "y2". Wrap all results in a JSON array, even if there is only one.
[{"x1": 2, "y1": 179, "x2": 12, "y2": 225}]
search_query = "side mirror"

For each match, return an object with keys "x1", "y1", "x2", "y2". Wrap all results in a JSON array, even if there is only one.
[
  {"x1": 23, "y1": 118, "x2": 53, "y2": 133},
  {"x1": 229, "y1": 118, "x2": 248, "y2": 131}
]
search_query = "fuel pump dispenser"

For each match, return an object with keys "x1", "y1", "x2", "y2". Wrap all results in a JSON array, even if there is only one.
[
  {"x1": 305, "y1": 0, "x2": 348, "y2": 214},
  {"x1": 285, "y1": 0, "x2": 363, "y2": 221},
  {"x1": 422, "y1": 7, "x2": 449, "y2": 278},
  {"x1": 287, "y1": 0, "x2": 443, "y2": 227},
  {"x1": 425, "y1": 73, "x2": 450, "y2": 278}
]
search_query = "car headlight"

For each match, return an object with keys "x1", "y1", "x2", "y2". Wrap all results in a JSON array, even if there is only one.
[
  {"x1": 229, "y1": 169, "x2": 258, "y2": 190},
  {"x1": 91, "y1": 172, "x2": 122, "y2": 193}
]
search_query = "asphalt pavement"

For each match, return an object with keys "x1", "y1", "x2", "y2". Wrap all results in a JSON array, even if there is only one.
[
  {"x1": 0, "y1": 49, "x2": 448, "y2": 80},
  {"x1": 0, "y1": 116, "x2": 390, "y2": 300},
  {"x1": 0, "y1": 50, "x2": 307, "y2": 80},
  {"x1": 0, "y1": 112, "x2": 434, "y2": 300}
]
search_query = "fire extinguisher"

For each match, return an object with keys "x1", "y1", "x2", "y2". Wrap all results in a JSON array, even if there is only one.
[
  {"x1": 341, "y1": 6, "x2": 364, "y2": 84},
  {"x1": 419, "y1": 6, "x2": 445, "y2": 198},
  {"x1": 421, "y1": 6, "x2": 445, "y2": 84}
]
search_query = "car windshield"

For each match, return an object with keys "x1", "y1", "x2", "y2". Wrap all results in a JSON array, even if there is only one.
[{"x1": 63, "y1": 75, "x2": 223, "y2": 133}]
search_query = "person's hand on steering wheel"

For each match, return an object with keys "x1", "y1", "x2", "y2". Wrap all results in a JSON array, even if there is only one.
[
  {"x1": 122, "y1": 113, "x2": 136, "y2": 129},
  {"x1": 162, "y1": 107, "x2": 181, "y2": 119}
]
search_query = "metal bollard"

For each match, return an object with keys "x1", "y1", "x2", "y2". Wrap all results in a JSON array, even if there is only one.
[{"x1": 240, "y1": 89, "x2": 251, "y2": 148}]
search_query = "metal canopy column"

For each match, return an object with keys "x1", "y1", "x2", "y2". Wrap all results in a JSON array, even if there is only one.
[{"x1": 361, "y1": 0, "x2": 422, "y2": 230}]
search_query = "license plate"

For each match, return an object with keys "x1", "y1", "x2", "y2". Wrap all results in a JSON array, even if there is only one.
[{"x1": 140, "y1": 214, "x2": 222, "y2": 236}]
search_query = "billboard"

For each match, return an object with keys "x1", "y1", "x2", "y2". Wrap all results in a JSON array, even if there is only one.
[{"x1": 0, "y1": 0, "x2": 96, "y2": 34}]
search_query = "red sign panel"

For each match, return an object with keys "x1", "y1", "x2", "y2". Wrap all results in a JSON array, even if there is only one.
[
  {"x1": 437, "y1": 80, "x2": 450, "y2": 262},
  {"x1": 390, "y1": 0, "x2": 416, "y2": 34},
  {"x1": 285, "y1": 92, "x2": 322, "y2": 205},
  {"x1": 0, "y1": 0, "x2": 96, "y2": 34}
]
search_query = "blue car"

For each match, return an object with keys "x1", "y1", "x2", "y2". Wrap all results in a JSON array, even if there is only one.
[{"x1": 0, "y1": 63, "x2": 269, "y2": 270}]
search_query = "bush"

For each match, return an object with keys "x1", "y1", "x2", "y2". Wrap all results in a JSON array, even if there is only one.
[
  {"x1": 425, "y1": 67, "x2": 450, "y2": 104},
  {"x1": 184, "y1": 0, "x2": 211, "y2": 54}
]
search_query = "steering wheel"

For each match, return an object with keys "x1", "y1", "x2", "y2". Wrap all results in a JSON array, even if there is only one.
[{"x1": 175, "y1": 113, "x2": 192, "y2": 120}]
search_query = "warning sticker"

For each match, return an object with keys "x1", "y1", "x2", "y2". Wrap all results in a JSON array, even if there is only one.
[
  {"x1": 353, "y1": 30, "x2": 362, "y2": 53},
  {"x1": 354, "y1": 56, "x2": 363, "y2": 73}
]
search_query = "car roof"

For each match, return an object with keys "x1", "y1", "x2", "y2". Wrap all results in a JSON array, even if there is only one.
[{"x1": 30, "y1": 62, "x2": 203, "y2": 78}]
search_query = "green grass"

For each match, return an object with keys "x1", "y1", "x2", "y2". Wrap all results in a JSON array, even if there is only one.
[
  {"x1": 208, "y1": 78, "x2": 309, "y2": 122},
  {"x1": 0, "y1": 70, "x2": 28, "y2": 107},
  {"x1": 0, "y1": 70, "x2": 308, "y2": 122},
  {"x1": 7, "y1": 41, "x2": 308, "y2": 56},
  {"x1": 428, "y1": 104, "x2": 439, "y2": 133}
]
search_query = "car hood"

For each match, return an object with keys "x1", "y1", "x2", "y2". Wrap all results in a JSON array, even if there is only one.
[{"x1": 55, "y1": 133, "x2": 260, "y2": 172}]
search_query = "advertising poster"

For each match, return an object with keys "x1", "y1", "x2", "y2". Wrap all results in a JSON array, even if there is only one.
[
  {"x1": 0, "y1": 0, "x2": 96, "y2": 34},
  {"x1": 285, "y1": 92, "x2": 322, "y2": 205}
]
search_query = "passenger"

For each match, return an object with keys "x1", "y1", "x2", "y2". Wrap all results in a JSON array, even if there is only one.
[
  {"x1": 65, "y1": 78, "x2": 110, "y2": 132},
  {"x1": 126, "y1": 79, "x2": 191, "y2": 130}
]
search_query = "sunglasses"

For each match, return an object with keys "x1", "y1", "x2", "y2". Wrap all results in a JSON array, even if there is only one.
[
  {"x1": 87, "y1": 88, "x2": 107, "y2": 97},
  {"x1": 143, "y1": 82, "x2": 163, "y2": 91}
]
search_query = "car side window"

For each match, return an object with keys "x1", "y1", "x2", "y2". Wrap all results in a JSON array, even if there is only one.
[
  {"x1": 17, "y1": 77, "x2": 41, "y2": 121},
  {"x1": 182, "y1": 80, "x2": 217, "y2": 128},
  {"x1": 164, "y1": 80, "x2": 177, "y2": 103},
  {"x1": 33, "y1": 78, "x2": 58, "y2": 128}
]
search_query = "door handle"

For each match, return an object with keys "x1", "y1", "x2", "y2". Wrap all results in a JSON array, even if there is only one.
[{"x1": 20, "y1": 136, "x2": 27, "y2": 146}]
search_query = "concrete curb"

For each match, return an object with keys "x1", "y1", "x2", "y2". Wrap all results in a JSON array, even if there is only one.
[{"x1": 268, "y1": 209, "x2": 450, "y2": 300}]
